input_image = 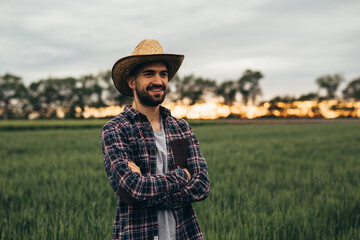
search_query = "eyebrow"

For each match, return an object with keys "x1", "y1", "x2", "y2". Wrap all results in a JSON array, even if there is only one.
[{"x1": 142, "y1": 70, "x2": 168, "y2": 74}]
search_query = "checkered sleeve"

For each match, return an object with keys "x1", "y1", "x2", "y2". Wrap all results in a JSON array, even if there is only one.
[
  {"x1": 163, "y1": 124, "x2": 210, "y2": 209},
  {"x1": 101, "y1": 124, "x2": 189, "y2": 204}
]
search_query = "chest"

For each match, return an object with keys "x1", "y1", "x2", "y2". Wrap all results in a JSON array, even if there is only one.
[{"x1": 128, "y1": 122, "x2": 190, "y2": 175}]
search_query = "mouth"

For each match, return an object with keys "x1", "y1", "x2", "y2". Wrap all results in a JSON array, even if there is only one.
[
  {"x1": 150, "y1": 88, "x2": 163, "y2": 93},
  {"x1": 147, "y1": 85, "x2": 165, "y2": 94}
]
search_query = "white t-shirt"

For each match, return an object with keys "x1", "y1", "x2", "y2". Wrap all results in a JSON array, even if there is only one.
[{"x1": 154, "y1": 121, "x2": 176, "y2": 240}]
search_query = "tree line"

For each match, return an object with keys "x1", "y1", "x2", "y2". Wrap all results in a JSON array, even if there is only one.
[{"x1": 0, "y1": 70, "x2": 359, "y2": 119}]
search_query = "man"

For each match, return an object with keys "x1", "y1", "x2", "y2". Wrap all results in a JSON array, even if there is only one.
[{"x1": 101, "y1": 39, "x2": 210, "y2": 240}]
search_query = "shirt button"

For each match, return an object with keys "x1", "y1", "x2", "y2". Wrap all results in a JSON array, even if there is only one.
[
  {"x1": 147, "y1": 126, "x2": 151, "y2": 131},
  {"x1": 151, "y1": 146, "x2": 155, "y2": 150}
]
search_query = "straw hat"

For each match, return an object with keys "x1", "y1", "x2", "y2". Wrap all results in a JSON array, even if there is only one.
[{"x1": 112, "y1": 39, "x2": 184, "y2": 96}]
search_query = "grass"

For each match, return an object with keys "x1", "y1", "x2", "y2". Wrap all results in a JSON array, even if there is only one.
[
  {"x1": 1, "y1": 121, "x2": 360, "y2": 239},
  {"x1": 0, "y1": 118, "x2": 219, "y2": 131},
  {"x1": 0, "y1": 119, "x2": 108, "y2": 131},
  {"x1": 196, "y1": 123, "x2": 360, "y2": 239}
]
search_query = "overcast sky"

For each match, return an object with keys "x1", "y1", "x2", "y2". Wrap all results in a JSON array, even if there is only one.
[{"x1": 1, "y1": 0, "x2": 359, "y2": 100}]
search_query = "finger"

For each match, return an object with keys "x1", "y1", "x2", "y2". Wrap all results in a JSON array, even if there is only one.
[
  {"x1": 183, "y1": 168, "x2": 191, "y2": 179},
  {"x1": 128, "y1": 162, "x2": 141, "y2": 173},
  {"x1": 128, "y1": 163, "x2": 140, "y2": 171},
  {"x1": 128, "y1": 161, "x2": 139, "y2": 168},
  {"x1": 129, "y1": 166, "x2": 136, "y2": 171},
  {"x1": 128, "y1": 161, "x2": 137, "y2": 168}
]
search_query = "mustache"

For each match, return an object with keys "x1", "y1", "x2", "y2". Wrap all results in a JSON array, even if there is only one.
[{"x1": 146, "y1": 84, "x2": 166, "y2": 91}]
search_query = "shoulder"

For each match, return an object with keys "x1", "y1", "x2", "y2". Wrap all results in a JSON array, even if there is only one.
[
  {"x1": 101, "y1": 113, "x2": 137, "y2": 149},
  {"x1": 166, "y1": 115, "x2": 193, "y2": 136},
  {"x1": 101, "y1": 112, "x2": 134, "y2": 139},
  {"x1": 167, "y1": 114, "x2": 189, "y2": 127},
  {"x1": 102, "y1": 113, "x2": 125, "y2": 130},
  {"x1": 102, "y1": 105, "x2": 138, "y2": 132},
  {"x1": 160, "y1": 105, "x2": 190, "y2": 131}
]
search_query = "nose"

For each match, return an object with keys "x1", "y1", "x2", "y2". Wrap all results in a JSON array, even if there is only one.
[{"x1": 152, "y1": 73, "x2": 163, "y2": 85}]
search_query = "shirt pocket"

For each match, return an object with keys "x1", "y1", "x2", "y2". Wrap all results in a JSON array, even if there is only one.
[{"x1": 170, "y1": 138, "x2": 190, "y2": 169}]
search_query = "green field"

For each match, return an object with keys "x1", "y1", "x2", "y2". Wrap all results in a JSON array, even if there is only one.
[{"x1": 1, "y1": 120, "x2": 360, "y2": 239}]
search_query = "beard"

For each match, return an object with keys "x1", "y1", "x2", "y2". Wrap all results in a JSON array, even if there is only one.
[{"x1": 135, "y1": 83, "x2": 167, "y2": 106}]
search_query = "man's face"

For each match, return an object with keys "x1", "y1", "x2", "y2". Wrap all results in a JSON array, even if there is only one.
[{"x1": 131, "y1": 62, "x2": 168, "y2": 106}]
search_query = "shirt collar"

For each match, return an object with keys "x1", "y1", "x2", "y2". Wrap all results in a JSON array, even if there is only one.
[{"x1": 123, "y1": 105, "x2": 171, "y2": 120}]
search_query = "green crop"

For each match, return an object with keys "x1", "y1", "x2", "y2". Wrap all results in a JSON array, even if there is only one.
[{"x1": 1, "y1": 121, "x2": 359, "y2": 239}]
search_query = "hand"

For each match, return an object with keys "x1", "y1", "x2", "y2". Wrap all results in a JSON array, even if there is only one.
[
  {"x1": 183, "y1": 168, "x2": 191, "y2": 180},
  {"x1": 128, "y1": 161, "x2": 142, "y2": 176}
]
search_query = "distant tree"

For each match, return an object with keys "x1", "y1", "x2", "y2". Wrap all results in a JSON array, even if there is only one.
[
  {"x1": 55, "y1": 77, "x2": 78, "y2": 118},
  {"x1": 78, "y1": 74, "x2": 106, "y2": 108},
  {"x1": 316, "y1": 74, "x2": 344, "y2": 99},
  {"x1": 297, "y1": 92, "x2": 318, "y2": 101},
  {"x1": 26, "y1": 71, "x2": 132, "y2": 119},
  {"x1": 216, "y1": 80, "x2": 237, "y2": 106},
  {"x1": 238, "y1": 69, "x2": 263, "y2": 105},
  {"x1": 342, "y1": 77, "x2": 360, "y2": 100},
  {"x1": 28, "y1": 77, "x2": 78, "y2": 118},
  {"x1": 167, "y1": 74, "x2": 180, "y2": 102},
  {"x1": 0, "y1": 73, "x2": 27, "y2": 119},
  {"x1": 269, "y1": 95, "x2": 296, "y2": 103},
  {"x1": 99, "y1": 70, "x2": 131, "y2": 106},
  {"x1": 172, "y1": 74, "x2": 216, "y2": 105},
  {"x1": 266, "y1": 95, "x2": 296, "y2": 118},
  {"x1": 28, "y1": 81, "x2": 42, "y2": 114}
]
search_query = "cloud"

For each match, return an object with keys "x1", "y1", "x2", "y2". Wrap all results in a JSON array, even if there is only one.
[{"x1": 1, "y1": 0, "x2": 359, "y2": 99}]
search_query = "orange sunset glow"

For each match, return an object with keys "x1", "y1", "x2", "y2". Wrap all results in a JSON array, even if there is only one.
[{"x1": 73, "y1": 100, "x2": 360, "y2": 120}]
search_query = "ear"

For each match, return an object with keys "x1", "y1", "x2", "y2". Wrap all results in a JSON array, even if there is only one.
[{"x1": 127, "y1": 76, "x2": 135, "y2": 90}]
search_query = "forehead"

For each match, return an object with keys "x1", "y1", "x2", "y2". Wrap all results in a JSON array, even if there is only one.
[{"x1": 138, "y1": 61, "x2": 167, "y2": 72}]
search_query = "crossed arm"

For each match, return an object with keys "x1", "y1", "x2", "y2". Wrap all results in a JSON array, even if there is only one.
[
  {"x1": 101, "y1": 123, "x2": 210, "y2": 209},
  {"x1": 128, "y1": 160, "x2": 191, "y2": 179},
  {"x1": 152, "y1": 131, "x2": 210, "y2": 209}
]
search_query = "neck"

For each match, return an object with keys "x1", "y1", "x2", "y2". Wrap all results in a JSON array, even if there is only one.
[{"x1": 132, "y1": 98, "x2": 160, "y2": 123}]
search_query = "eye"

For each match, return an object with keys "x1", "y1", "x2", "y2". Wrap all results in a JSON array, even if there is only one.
[
  {"x1": 144, "y1": 72, "x2": 154, "y2": 77},
  {"x1": 160, "y1": 72, "x2": 168, "y2": 77}
]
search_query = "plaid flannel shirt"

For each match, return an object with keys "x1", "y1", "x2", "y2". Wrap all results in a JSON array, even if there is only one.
[{"x1": 101, "y1": 105, "x2": 210, "y2": 240}]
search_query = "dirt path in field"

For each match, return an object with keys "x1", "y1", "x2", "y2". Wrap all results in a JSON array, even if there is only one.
[{"x1": 215, "y1": 118, "x2": 360, "y2": 124}]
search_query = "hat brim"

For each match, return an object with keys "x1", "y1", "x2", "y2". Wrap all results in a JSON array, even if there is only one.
[{"x1": 112, "y1": 54, "x2": 184, "y2": 96}]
